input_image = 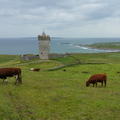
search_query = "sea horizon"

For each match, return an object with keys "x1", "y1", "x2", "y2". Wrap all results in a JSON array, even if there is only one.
[
  {"x1": 0, "y1": 37, "x2": 120, "y2": 39},
  {"x1": 0, "y1": 37, "x2": 120, "y2": 55}
]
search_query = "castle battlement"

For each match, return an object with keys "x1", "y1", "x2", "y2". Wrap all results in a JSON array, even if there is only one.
[{"x1": 38, "y1": 35, "x2": 50, "y2": 41}]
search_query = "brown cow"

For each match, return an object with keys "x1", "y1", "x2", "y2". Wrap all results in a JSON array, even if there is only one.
[
  {"x1": 0, "y1": 68, "x2": 22, "y2": 85},
  {"x1": 29, "y1": 68, "x2": 40, "y2": 71},
  {"x1": 86, "y1": 73, "x2": 107, "y2": 87},
  {"x1": 33, "y1": 68, "x2": 40, "y2": 71}
]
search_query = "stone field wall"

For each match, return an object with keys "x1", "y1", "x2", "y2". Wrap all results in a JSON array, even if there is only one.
[{"x1": 21, "y1": 53, "x2": 71, "y2": 61}]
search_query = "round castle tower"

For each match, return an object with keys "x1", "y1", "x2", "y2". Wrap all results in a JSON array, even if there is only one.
[{"x1": 38, "y1": 30, "x2": 50, "y2": 59}]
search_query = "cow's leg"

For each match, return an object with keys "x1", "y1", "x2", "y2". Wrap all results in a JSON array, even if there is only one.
[
  {"x1": 17, "y1": 75, "x2": 21, "y2": 84},
  {"x1": 15, "y1": 75, "x2": 18, "y2": 85},
  {"x1": 17, "y1": 74, "x2": 22, "y2": 84},
  {"x1": 101, "y1": 81, "x2": 103, "y2": 87},
  {"x1": 93, "y1": 83, "x2": 95, "y2": 87},
  {"x1": 17, "y1": 75, "x2": 21, "y2": 83},
  {"x1": 15, "y1": 79, "x2": 17, "y2": 85},
  {"x1": 3, "y1": 79, "x2": 4, "y2": 83},
  {"x1": 104, "y1": 80, "x2": 106, "y2": 87},
  {"x1": 95, "y1": 81, "x2": 97, "y2": 87},
  {"x1": 19, "y1": 78, "x2": 22, "y2": 84}
]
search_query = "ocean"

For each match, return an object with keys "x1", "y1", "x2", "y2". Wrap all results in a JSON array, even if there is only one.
[{"x1": 0, "y1": 37, "x2": 120, "y2": 55}]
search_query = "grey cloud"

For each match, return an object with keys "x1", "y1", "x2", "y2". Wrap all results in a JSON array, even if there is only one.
[
  {"x1": 83, "y1": 3, "x2": 113, "y2": 20},
  {"x1": 0, "y1": 0, "x2": 120, "y2": 30}
]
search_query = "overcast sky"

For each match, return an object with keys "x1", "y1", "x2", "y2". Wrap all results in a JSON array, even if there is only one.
[{"x1": 0, "y1": 0, "x2": 120, "y2": 38}]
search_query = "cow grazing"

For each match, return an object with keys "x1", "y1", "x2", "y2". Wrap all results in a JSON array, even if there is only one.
[
  {"x1": 29, "y1": 68, "x2": 40, "y2": 71},
  {"x1": 0, "y1": 68, "x2": 22, "y2": 85},
  {"x1": 33, "y1": 68, "x2": 40, "y2": 71},
  {"x1": 86, "y1": 73, "x2": 107, "y2": 87}
]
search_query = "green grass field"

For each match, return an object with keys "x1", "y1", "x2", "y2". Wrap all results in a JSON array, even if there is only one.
[{"x1": 0, "y1": 53, "x2": 120, "y2": 120}]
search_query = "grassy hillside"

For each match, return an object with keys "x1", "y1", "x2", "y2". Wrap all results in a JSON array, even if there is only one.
[
  {"x1": 72, "y1": 52, "x2": 120, "y2": 64},
  {"x1": 0, "y1": 55, "x2": 21, "y2": 67},
  {"x1": 0, "y1": 53, "x2": 120, "y2": 120}
]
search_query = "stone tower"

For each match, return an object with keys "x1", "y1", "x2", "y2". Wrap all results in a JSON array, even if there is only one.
[{"x1": 38, "y1": 30, "x2": 50, "y2": 59}]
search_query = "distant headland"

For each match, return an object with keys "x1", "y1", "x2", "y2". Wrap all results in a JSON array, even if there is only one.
[{"x1": 77, "y1": 42, "x2": 120, "y2": 51}]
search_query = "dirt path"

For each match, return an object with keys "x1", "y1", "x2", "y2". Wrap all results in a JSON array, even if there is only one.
[{"x1": 3, "y1": 60, "x2": 64, "y2": 70}]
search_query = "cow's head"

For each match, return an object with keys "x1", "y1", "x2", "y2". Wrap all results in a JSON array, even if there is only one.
[{"x1": 86, "y1": 81, "x2": 90, "y2": 87}]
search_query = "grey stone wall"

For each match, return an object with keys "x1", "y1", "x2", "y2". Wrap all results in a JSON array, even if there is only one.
[
  {"x1": 21, "y1": 53, "x2": 71, "y2": 61},
  {"x1": 49, "y1": 53, "x2": 71, "y2": 59},
  {"x1": 21, "y1": 55, "x2": 39, "y2": 61}
]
